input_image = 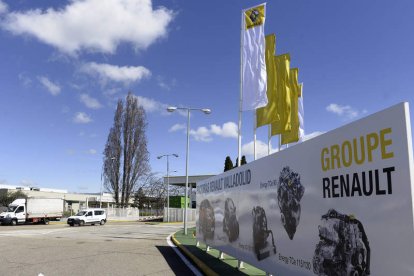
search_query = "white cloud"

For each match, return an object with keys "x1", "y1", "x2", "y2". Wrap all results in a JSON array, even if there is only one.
[
  {"x1": 242, "y1": 140, "x2": 278, "y2": 159},
  {"x1": 38, "y1": 76, "x2": 61, "y2": 96},
  {"x1": 81, "y1": 62, "x2": 151, "y2": 84},
  {"x1": 1, "y1": 0, "x2": 174, "y2": 55},
  {"x1": 18, "y1": 72, "x2": 32, "y2": 87},
  {"x1": 73, "y1": 112, "x2": 92, "y2": 124},
  {"x1": 19, "y1": 179, "x2": 37, "y2": 187},
  {"x1": 326, "y1": 103, "x2": 361, "y2": 120},
  {"x1": 156, "y1": 75, "x2": 176, "y2": 90},
  {"x1": 135, "y1": 95, "x2": 166, "y2": 113},
  {"x1": 169, "y1": 123, "x2": 185, "y2": 132},
  {"x1": 241, "y1": 131, "x2": 326, "y2": 159},
  {"x1": 190, "y1": 126, "x2": 212, "y2": 142},
  {"x1": 302, "y1": 131, "x2": 325, "y2": 141},
  {"x1": 210, "y1": 122, "x2": 238, "y2": 138},
  {"x1": 169, "y1": 121, "x2": 238, "y2": 142},
  {"x1": 87, "y1": 149, "x2": 97, "y2": 155},
  {"x1": 80, "y1": 94, "x2": 103, "y2": 109},
  {"x1": 0, "y1": 1, "x2": 7, "y2": 14}
]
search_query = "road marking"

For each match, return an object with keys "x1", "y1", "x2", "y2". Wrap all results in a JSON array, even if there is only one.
[
  {"x1": 0, "y1": 227, "x2": 74, "y2": 237},
  {"x1": 167, "y1": 233, "x2": 202, "y2": 276}
]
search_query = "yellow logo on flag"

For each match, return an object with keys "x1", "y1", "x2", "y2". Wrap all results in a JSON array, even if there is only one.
[{"x1": 245, "y1": 5, "x2": 265, "y2": 29}]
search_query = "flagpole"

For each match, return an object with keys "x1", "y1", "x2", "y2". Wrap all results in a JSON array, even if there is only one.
[
  {"x1": 254, "y1": 113, "x2": 257, "y2": 160},
  {"x1": 299, "y1": 82, "x2": 305, "y2": 141},
  {"x1": 279, "y1": 134, "x2": 281, "y2": 151},
  {"x1": 238, "y1": 9, "x2": 244, "y2": 167},
  {"x1": 268, "y1": 124, "x2": 271, "y2": 155}
]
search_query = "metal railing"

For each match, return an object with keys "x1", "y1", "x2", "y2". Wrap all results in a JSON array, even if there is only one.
[
  {"x1": 164, "y1": 207, "x2": 196, "y2": 222},
  {"x1": 104, "y1": 207, "x2": 140, "y2": 221}
]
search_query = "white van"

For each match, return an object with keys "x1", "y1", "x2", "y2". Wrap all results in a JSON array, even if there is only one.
[{"x1": 67, "y1": 208, "x2": 107, "y2": 226}]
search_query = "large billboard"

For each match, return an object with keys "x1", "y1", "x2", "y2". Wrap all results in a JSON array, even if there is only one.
[{"x1": 196, "y1": 102, "x2": 414, "y2": 275}]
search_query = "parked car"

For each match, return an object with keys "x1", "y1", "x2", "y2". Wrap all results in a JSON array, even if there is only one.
[{"x1": 67, "y1": 208, "x2": 107, "y2": 226}]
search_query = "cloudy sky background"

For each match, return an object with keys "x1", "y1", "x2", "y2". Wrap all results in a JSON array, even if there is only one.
[{"x1": 0, "y1": 0, "x2": 413, "y2": 192}]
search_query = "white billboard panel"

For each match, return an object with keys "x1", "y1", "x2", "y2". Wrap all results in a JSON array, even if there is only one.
[{"x1": 196, "y1": 102, "x2": 414, "y2": 275}]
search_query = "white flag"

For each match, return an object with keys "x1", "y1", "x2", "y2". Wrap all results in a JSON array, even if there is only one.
[{"x1": 242, "y1": 3, "x2": 267, "y2": 111}]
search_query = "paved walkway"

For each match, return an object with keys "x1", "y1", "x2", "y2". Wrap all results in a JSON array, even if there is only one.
[{"x1": 172, "y1": 227, "x2": 266, "y2": 276}]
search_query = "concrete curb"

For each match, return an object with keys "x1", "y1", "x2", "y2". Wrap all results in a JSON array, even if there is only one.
[
  {"x1": 49, "y1": 220, "x2": 138, "y2": 225},
  {"x1": 171, "y1": 233, "x2": 218, "y2": 276}
]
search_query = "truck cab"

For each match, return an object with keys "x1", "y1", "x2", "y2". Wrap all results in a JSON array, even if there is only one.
[{"x1": 0, "y1": 199, "x2": 26, "y2": 225}]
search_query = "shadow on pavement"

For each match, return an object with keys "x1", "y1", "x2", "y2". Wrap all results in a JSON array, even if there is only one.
[{"x1": 156, "y1": 245, "x2": 197, "y2": 276}]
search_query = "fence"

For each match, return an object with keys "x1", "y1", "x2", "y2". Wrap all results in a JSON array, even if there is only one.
[
  {"x1": 77, "y1": 207, "x2": 194, "y2": 222},
  {"x1": 164, "y1": 207, "x2": 196, "y2": 222},
  {"x1": 139, "y1": 208, "x2": 164, "y2": 217},
  {"x1": 104, "y1": 207, "x2": 140, "y2": 221}
]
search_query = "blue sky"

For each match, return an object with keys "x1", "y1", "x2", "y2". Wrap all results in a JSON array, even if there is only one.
[{"x1": 0, "y1": 0, "x2": 413, "y2": 192}]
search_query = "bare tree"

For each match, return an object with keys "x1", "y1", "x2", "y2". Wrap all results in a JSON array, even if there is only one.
[
  {"x1": 143, "y1": 174, "x2": 165, "y2": 210},
  {"x1": 104, "y1": 100, "x2": 123, "y2": 205},
  {"x1": 169, "y1": 185, "x2": 185, "y2": 196},
  {"x1": 104, "y1": 92, "x2": 150, "y2": 207}
]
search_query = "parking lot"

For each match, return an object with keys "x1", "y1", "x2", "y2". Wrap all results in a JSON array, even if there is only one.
[{"x1": 0, "y1": 222, "x2": 196, "y2": 276}]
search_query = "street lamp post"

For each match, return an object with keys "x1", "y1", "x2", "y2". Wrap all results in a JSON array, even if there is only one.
[
  {"x1": 167, "y1": 106, "x2": 211, "y2": 235},
  {"x1": 157, "y1": 153, "x2": 178, "y2": 222}
]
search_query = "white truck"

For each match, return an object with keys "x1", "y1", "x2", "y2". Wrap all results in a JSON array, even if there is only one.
[{"x1": 0, "y1": 197, "x2": 64, "y2": 225}]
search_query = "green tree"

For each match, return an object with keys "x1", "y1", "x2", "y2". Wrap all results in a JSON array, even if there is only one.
[
  {"x1": 132, "y1": 187, "x2": 146, "y2": 209},
  {"x1": 234, "y1": 155, "x2": 247, "y2": 168},
  {"x1": 224, "y1": 156, "x2": 234, "y2": 172},
  {"x1": 0, "y1": 190, "x2": 27, "y2": 207}
]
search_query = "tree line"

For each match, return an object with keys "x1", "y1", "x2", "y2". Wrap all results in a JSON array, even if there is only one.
[{"x1": 224, "y1": 155, "x2": 247, "y2": 172}]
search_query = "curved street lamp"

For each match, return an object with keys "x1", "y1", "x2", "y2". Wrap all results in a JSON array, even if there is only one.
[
  {"x1": 167, "y1": 106, "x2": 211, "y2": 235},
  {"x1": 157, "y1": 154, "x2": 178, "y2": 222}
]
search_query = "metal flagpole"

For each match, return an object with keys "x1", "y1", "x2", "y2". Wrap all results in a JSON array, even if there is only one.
[
  {"x1": 253, "y1": 112, "x2": 257, "y2": 160},
  {"x1": 238, "y1": 10, "x2": 244, "y2": 167},
  {"x1": 268, "y1": 125, "x2": 271, "y2": 155},
  {"x1": 279, "y1": 134, "x2": 281, "y2": 151}
]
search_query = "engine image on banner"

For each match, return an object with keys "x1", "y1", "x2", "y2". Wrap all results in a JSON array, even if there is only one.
[{"x1": 196, "y1": 102, "x2": 414, "y2": 275}]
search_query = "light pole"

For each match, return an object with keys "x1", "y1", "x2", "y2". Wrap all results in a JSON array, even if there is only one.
[
  {"x1": 157, "y1": 153, "x2": 178, "y2": 222},
  {"x1": 167, "y1": 106, "x2": 211, "y2": 235},
  {"x1": 100, "y1": 157, "x2": 115, "y2": 208}
]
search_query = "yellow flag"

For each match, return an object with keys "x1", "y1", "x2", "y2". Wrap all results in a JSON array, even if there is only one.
[
  {"x1": 281, "y1": 68, "x2": 300, "y2": 144},
  {"x1": 256, "y1": 34, "x2": 278, "y2": 128},
  {"x1": 271, "y1": 54, "x2": 291, "y2": 135}
]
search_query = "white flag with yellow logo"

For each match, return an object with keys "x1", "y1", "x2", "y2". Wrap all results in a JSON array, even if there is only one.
[{"x1": 242, "y1": 3, "x2": 267, "y2": 111}]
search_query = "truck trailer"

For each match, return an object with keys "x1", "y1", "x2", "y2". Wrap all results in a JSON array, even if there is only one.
[{"x1": 0, "y1": 197, "x2": 64, "y2": 225}]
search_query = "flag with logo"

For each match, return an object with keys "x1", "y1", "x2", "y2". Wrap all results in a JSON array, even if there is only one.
[
  {"x1": 281, "y1": 68, "x2": 299, "y2": 144},
  {"x1": 256, "y1": 34, "x2": 278, "y2": 128},
  {"x1": 242, "y1": 3, "x2": 267, "y2": 111},
  {"x1": 271, "y1": 53, "x2": 291, "y2": 135}
]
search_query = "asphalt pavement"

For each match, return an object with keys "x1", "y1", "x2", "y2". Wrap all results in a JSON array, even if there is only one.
[
  {"x1": 0, "y1": 221, "x2": 266, "y2": 275},
  {"x1": 0, "y1": 222, "x2": 198, "y2": 276}
]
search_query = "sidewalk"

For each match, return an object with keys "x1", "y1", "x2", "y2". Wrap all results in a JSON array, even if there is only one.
[{"x1": 172, "y1": 227, "x2": 266, "y2": 276}]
